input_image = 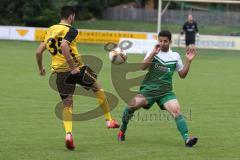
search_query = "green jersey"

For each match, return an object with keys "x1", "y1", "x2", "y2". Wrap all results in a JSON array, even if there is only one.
[{"x1": 140, "y1": 50, "x2": 183, "y2": 97}]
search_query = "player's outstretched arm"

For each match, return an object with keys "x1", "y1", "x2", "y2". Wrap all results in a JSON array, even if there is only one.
[
  {"x1": 178, "y1": 47, "x2": 196, "y2": 79},
  {"x1": 35, "y1": 42, "x2": 47, "y2": 76},
  {"x1": 140, "y1": 44, "x2": 160, "y2": 70}
]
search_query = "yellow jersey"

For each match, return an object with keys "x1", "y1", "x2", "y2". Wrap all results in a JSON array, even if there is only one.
[{"x1": 43, "y1": 23, "x2": 84, "y2": 72}]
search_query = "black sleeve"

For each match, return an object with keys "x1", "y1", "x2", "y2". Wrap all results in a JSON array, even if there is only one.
[
  {"x1": 194, "y1": 21, "x2": 199, "y2": 32},
  {"x1": 64, "y1": 27, "x2": 78, "y2": 43},
  {"x1": 182, "y1": 22, "x2": 187, "y2": 32}
]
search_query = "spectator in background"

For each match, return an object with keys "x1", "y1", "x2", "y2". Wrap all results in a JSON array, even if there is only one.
[{"x1": 181, "y1": 14, "x2": 199, "y2": 49}]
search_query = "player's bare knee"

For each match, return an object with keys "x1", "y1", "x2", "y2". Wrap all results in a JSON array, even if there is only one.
[
  {"x1": 171, "y1": 108, "x2": 181, "y2": 118},
  {"x1": 62, "y1": 95, "x2": 73, "y2": 106},
  {"x1": 128, "y1": 101, "x2": 138, "y2": 110},
  {"x1": 91, "y1": 81, "x2": 102, "y2": 92},
  {"x1": 128, "y1": 96, "x2": 147, "y2": 110},
  {"x1": 128, "y1": 100, "x2": 141, "y2": 110}
]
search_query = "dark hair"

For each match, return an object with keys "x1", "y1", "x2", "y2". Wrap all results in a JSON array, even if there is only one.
[
  {"x1": 158, "y1": 30, "x2": 172, "y2": 41},
  {"x1": 60, "y1": 6, "x2": 76, "y2": 19}
]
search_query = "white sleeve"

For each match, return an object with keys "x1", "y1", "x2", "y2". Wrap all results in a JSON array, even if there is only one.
[
  {"x1": 144, "y1": 50, "x2": 152, "y2": 60},
  {"x1": 176, "y1": 53, "x2": 184, "y2": 71}
]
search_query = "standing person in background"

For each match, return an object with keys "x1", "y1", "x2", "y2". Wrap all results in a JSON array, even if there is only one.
[{"x1": 181, "y1": 14, "x2": 199, "y2": 50}]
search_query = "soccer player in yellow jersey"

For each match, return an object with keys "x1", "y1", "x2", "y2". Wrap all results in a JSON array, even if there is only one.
[{"x1": 35, "y1": 6, "x2": 119, "y2": 150}]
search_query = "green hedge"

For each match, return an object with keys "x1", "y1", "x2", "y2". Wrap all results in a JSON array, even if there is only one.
[{"x1": 0, "y1": 0, "x2": 134, "y2": 27}]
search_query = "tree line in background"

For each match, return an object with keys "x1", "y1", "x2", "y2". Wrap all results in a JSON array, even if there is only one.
[
  {"x1": 0, "y1": 0, "x2": 137, "y2": 27},
  {"x1": 1, "y1": 0, "x2": 236, "y2": 27}
]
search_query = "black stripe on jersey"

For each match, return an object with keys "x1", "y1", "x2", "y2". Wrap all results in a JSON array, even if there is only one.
[{"x1": 64, "y1": 27, "x2": 78, "y2": 43}]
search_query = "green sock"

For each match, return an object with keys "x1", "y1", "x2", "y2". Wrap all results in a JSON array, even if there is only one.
[
  {"x1": 175, "y1": 115, "x2": 189, "y2": 141},
  {"x1": 120, "y1": 107, "x2": 134, "y2": 133}
]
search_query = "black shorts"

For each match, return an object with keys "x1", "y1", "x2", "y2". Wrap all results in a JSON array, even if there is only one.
[
  {"x1": 185, "y1": 39, "x2": 195, "y2": 46},
  {"x1": 56, "y1": 65, "x2": 97, "y2": 100}
]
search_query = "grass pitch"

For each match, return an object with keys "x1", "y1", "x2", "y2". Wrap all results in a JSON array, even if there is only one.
[{"x1": 0, "y1": 40, "x2": 240, "y2": 160}]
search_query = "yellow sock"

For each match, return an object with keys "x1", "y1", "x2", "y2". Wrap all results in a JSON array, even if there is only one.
[
  {"x1": 95, "y1": 89, "x2": 112, "y2": 121},
  {"x1": 62, "y1": 106, "x2": 73, "y2": 134}
]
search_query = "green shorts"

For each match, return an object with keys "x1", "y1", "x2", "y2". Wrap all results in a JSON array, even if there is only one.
[{"x1": 139, "y1": 88, "x2": 176, "y2": 110}]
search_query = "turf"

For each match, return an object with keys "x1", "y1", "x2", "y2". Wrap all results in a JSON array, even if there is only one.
[{"x1": 0, "y1": 40, "x2": 240, "y2": 160}]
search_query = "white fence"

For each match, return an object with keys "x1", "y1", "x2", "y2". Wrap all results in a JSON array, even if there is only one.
[
  {"x1": 103, "y1": 8, "x2": 240, "y2": 27},
  {"x1": 0, "y1": 26, "x2": 36, "y2": 41},
  {"x1": 1, "y1": 25, "x2": 240, "y2": 51}
]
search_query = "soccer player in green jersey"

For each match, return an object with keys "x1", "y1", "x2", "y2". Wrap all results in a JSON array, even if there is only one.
[{"x1": 117, "y1": 30, "x2": 198, "y2": 147}]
